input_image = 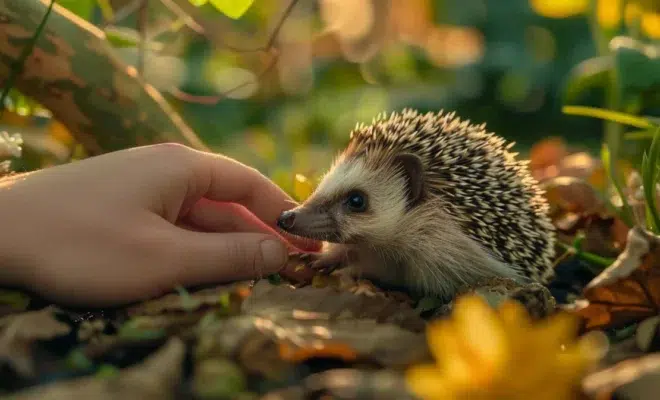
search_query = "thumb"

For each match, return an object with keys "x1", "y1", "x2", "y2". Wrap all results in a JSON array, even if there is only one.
[{"x1": 171, "y1": 230, "x2": 289, "y2": 286}]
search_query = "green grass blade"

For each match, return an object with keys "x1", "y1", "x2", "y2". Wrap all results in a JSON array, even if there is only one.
[
  {"x1": 563, "y1": 105, "x2": 654, "y2": 129},
  {"x1": 0, "y1": 0, "x2": 55, "y2": 115},
  {"x1": 601, "y1": 144, "x2": 635, "y2": 227},
  {"x1": 642, "y1": 127, "x2": 660, "y2": 233},
  {"x1": 624, "y1": 129, "x2": 657, "y2": 140},
  {"x1": 642, "y1": 153, "x2": 657, "y2": 232}
]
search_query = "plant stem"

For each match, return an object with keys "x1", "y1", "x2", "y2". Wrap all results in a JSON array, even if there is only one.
[{"x1": 557, "y1": 242, "x2": 615, "y2": 270}]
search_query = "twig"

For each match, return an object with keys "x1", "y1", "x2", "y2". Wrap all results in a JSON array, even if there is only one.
[
  {"x1": 157, "y1": 0, "x2": 203, "y2": 34},
  {"x1": 0, "y1": 0, "x2": 54, "y2": 115},
  {"x1": 163, "y1": 0, "x2": 300, "y2": 105},
  {"x1": 167, "y1": 51, "x2": 279, "y2": 104},
  {"x1": 137, "y1": 0, "x2": 148, "y2": 75},
  {"x1": 217, "y1": 0, "x2": 300, "y2": 53},
  {"x1": 101, "y1": 0, "x2": 143, "y2": 27}
]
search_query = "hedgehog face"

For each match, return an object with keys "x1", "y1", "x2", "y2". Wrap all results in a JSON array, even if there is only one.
[{"x1": 276, "y1": 153, "x2": 426, "y2": 246}]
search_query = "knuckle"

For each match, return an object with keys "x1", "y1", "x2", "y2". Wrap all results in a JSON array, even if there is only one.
[
  {"x1": 221, "y1": 238, "x2": 257, "y2": 275},
  {"x1": 149, "y1": 142, "x2": 192, "y2": 161}
]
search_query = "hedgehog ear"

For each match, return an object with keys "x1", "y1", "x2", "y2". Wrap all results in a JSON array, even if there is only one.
[{"x1": 394, "y1": 153, "x2": 425, "y2": 208}]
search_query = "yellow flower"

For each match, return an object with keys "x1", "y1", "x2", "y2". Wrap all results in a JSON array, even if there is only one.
[
  {"x1": 529, "y1": 0, "x2": 589, "y2": 19},
  {"x1": 598, "y1": 0, "x2": 622, "y2": 29},
  {"x1": 641, "y1": 12, "x2": 660, "y2": 38},
  {"x1": 293, "y1": 173, "x2": 314, "y2": 202},
  {"x1": 406, "y1": 295, "x2": 605, "y2": 400}
]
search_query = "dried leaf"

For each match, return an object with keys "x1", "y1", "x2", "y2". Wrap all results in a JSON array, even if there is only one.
[
  {"x1": 261, "y1": 369, "x2": 416, "y2": 400},
  {"x1": 278, "y1": 341, "x2": 358, "y2": 363},
  {"x1": 529, "y1": 137, "x2": 568, "y2": 175},
  {"x1": 571, "y1": 226, "x2": 660, "y2": 331},
  {"x1": 0, "y1": 306, "x2": 70, "y2": 376},
  {"x1": 242, "y1": 280, "x2": 425, "y2": 332},
  {"x1": 306, "y1": 369, "x2": 415, "y2": 400},
  {"x1": 193, "y1": 358, "x2": 247, "y2": 399},
  {"x1": 126, "y1": 283, "x2": 251, "y2": 317},
  {"x1": 235, "y1": 281, "x2": 432, "y2": 369},
  {"x1": 9, "y1": 337, "x2": 186, "y2": 400},
  {"x1": 636, "y1": 316, "x2": 660, "y2": 352},
  {"x1": 582, "y1": 353, "x2": 660, "y2": 399},
  {"x1": 586, "y1": 226, "x2": 652, "y2": 288},
  {"x1": 541, "y1": 176, "x2": 607, "y2": 216}
]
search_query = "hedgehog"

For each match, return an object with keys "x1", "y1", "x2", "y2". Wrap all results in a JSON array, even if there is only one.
[{"x1": 276, "y1": 109, "x2": 556, "y2": 301}]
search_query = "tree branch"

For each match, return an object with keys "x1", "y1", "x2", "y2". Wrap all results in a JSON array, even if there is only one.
[{"x1": 0, "y1": 0, "x2": 208, "y2": 155}]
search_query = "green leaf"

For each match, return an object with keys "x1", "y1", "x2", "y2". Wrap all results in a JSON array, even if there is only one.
[
  {"x1": 563, "y1": 105, "x2": 655, "y2": 129},
  {"x1": 104, "y1": 26, "x2": 140, "y2": 48},
  {"x1": 57, "y1": 0, "x2": 95, "y2": 19},
  {"x1": 95, "y1": 364, "x2": 120, "y2": 379},
  {"x1": 118, "y1": 318, "x2": 166, "y2": 340},
  {"x1": 175, "y1": 285, "x2": 200, "y2": 312},
  {"x1": 611, "y1": 36, "x2": 660, "y2": 96},
  {"x1": 624, "y1": 128, "x2": 657, "y2": 140},
  {"x1": 267, "y1": 273, "x2": 283, "y2": 285},
  {"x1": 66, "y1": 348, "x2": 94, "y2": 371},
  {"x1": 562, "y1": 56, "x2": 612, "y2": 104},
  {"x1": 0, "y1": 289, "x2": 30, "y2": 311},
  {"x1": 601, "y1": 144, "x2": 635, "y2": 228},
  {"x1": 208, "y1": 0, "x2": 255, "y2": 19}
]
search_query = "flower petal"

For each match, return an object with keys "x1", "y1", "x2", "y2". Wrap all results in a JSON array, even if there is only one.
[
  {"x1": 452, "y1": 295, "x2": 509, "y2": 375},
  {"x1": 405, "y1": 364, "x2": 457, "y2": 400}
]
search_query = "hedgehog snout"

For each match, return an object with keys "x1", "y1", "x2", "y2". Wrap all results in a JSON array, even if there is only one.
[{"x1": 277, "y1": 210, "x2": 296, "y2": 230}]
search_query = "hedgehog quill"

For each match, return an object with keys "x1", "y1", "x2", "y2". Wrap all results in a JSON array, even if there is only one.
[{"x1": 276, "y1": 109, "x2": 556, "y2": 301}]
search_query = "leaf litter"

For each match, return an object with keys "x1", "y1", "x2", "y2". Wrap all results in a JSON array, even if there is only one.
[{"x1": 4, "y1": 138, "x2": 660, "y2": 398}]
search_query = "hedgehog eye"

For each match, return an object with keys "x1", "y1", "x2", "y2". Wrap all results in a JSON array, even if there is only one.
[{"x1": 345, "y1": 190, "x2": 368, "y2": 212}]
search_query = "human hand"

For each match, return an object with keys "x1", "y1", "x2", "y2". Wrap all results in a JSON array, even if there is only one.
[{"x1": 0, "y1": 143, "x2": 320, "y2": 306}]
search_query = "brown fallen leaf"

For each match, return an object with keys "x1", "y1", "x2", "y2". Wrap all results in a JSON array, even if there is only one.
[
  {"x1": 192, "y1": 281, "x2": 431, "y2": 376},
  {"x1": 582, "y1": 353, "x2": 660, "y2": 399},
  {"x1": 9, "y1": 337, "x2": 186, "y2": 400},
  {"x1": 569, "y1": 226, "x2": 660, "y2": 331},
  {"x1": 242, "y1": 280, "x2": 426, "y2": 332},
  {"x1": 541, "y1": 176, "x2": 608, "y2": 217},
  {"x1": 254, "y1": 315, "x2": 430, "y2": 369},
  {"x1": 261, "y1": 368, "x2": 416, "y2": 400},
  {"x1": 278, "y1": 340, "x2": 358, "y2": 363},
  {"x1": 192, "y1": 358, "x2": 248, "y2": 400},
  {"x1": 539, "y1": 176, "x2": 631, "y2": 257},
  {"x1": 636, "y1": 316, "x2": 660, "y2": 353},
  {"x1": 529, "y1": 137, "x2": 568, "y2": 179},
  {"x1": 126, "y1": 282, "x2": 252, "y2": 317},
  {"x1": 0, "y1": 305, "x2": 70, "y2": 376}
]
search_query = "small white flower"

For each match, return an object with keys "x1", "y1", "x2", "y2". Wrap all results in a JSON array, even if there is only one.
[
  {"x1": 0, "y1": 131, "x2": 23, "y2": 158},
  {"x1": 0, "y1": 160, "x2": 11, "y2": 174}
]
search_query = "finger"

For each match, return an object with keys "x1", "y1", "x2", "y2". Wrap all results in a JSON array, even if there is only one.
[
  {"x1": 185, "y1": 200, "x2": 272, "y2": 234},
  {"x1": 189, "y1": 151, "x2": 321, "y2": 251},
  {"x1": 169, "y1": 230, "x2": 288, "y2": 286},
  {"x1": 185, "y1": 199, "x2": 320, "y2": 251}
]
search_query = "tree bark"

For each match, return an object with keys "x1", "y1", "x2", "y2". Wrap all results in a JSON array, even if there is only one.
[{"x1": 0, "y1": 0, "x2": 209, "y2": 155}]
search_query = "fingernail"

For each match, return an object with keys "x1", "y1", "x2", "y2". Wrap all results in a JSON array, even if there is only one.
[{"x1": 260, "y1": 239, "x2": 287, "y2": 272}]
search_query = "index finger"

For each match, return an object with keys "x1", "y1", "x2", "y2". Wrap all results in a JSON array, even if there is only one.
[{"x1": 190, "y1": 150, "x2": 321, "y2": 252}]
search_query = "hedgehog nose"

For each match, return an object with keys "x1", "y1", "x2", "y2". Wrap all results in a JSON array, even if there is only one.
[{"x1": 277, "y1": 210, "x2": 296, "y2": 230}]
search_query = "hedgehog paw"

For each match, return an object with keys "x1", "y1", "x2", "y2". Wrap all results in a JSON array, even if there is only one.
[{"x1": 300, "y1": 252, "x2": 346, "y2": 275}]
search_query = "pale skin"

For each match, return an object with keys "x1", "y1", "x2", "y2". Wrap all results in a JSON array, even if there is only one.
[{"x1": 0, "y1": 143, "x2": 320, "y2": 307}]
